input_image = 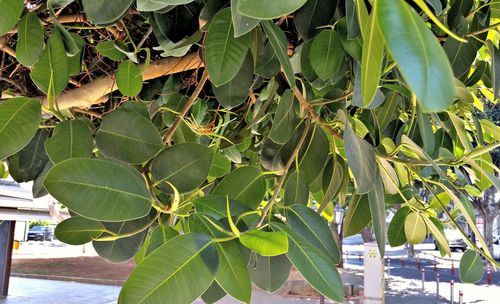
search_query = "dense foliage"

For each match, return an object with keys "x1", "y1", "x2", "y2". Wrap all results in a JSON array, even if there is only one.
[{"x1": 1, "y1": 0, "x2": 499, "y2": 303}]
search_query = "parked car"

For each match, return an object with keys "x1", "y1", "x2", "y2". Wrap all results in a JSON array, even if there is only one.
[
  {"x1": 27, "y1": 226, "x2": 54, "y2": 241},
  {"x1": 434, "y1": 229, "x2": 467, "y2": 252}
]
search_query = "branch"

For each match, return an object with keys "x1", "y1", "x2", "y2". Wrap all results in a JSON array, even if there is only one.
[
  {"x1": 0, "y1": 36, "x2": 16, "y2": 58},
  {"x1": 39, "y1": 52, "x2": 203, "y2": 111},
  {"x1": 256, "y1": 117, "x2": 312, "y2": 227},
  {"x1": 162, "y1": 69, "x2": 208, "y2": 144}
]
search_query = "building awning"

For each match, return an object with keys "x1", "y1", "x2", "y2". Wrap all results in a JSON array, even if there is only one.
[{"x1": 0, "y1": 180, "x2": 52, "y2": 221}]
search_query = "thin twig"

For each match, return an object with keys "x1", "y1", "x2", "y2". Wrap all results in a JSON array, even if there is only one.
[
  {"x1": 0, "y1": 36, "x2": 16, "y2": 58},
  {"x1": 309, "y1": 92, "x2": 353, "y2": 106},
  {"x1": 256, "y1": 117, "x2": 312, "y2": 227},
  {"x1": 466, "y1": 22, "x2": 500, "y2": 37},
  {"x1": 163, "y1": 69, "x2": 209, "y2": 144}
]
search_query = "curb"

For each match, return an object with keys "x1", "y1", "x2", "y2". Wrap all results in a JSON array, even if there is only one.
[{"x1": 11, "y1": 273, "x2": 124, "y2": 286}]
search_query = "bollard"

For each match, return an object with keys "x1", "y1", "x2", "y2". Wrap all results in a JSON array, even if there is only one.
[
  {"x1": 451, "y1": 260, "x2": 455, "y2": 277},
  {"x1": 359, "y1": 253, "x2": 361, "y2": 261},
  {"x1": 434, "y1": 256, "x2": 437, "y2": 272},
  {"x1": 417, "y1": 256, "x2": 421, "y2": 270},
  {"x1": 450, "y1": 280, "x2": 454, "y2": 304},
  {"x1": 458, "y1": 290, "x2": 463, "y2": 304},
  {"x1": 402, "y1": 256, "x2": 405, "y2": 267},
  {"x1": 436, "y1": 273, "x2": 440, "y2": 298},
  {"x1": 319, "y1": 294, "x2": 325, "y2": 304},
  {"x1": 487, "y1": 265, "x2": 491, "y2": 286},
  {"x1": 421, "y1": 268, "x2": 425, "y2": 290},
  {"x1": 387, "y1": 258, "x2": 391, "y2": 278}
]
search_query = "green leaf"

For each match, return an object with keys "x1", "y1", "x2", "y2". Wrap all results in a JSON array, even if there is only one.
[
  {"x1": 240, "y1": 230, "x2": 288, "y2": 257},
  {"x1": 343, "y1": 115, "x2": 377, "y2": 194},
  {"x1": 417, "y1": 105, "x2": 435, "y2": 154},
  {"x1": 367, "y1": 174, "x2": 386, "y2": 257},
  {"x1": 269, "y1": 89, "x2": 299, "y2": 144},
  {"x1": 16, "y1": 12, "x2": 45, "y2": 67},
  {"x1": 284, "y1": 171, "x2": 309, "y2": 206},
  {"x1": 212, "y1": 166, "x2": 266, "y2": 209},
  {"x1": 387, "y1": 206, "x2": 410, "y2": 247},
  {"x1": 361, "y1": 7, "x2": 384, "y2": 106},
  {"x1": 320, "y1": 156, "x2": 345, "y2": 208},
  {"x1": 119, "y1": 233, "x2": 218, "y2": 303},
  {"x1": 55, "y1": 216, "x2": 105, "y2": 245},
  {"x1": 376, "y1": 0, "x2": 455, "y2": 112},
  {"x1": 423, "y1": 216, "x2": 451, "y2": 257},
  {"x1": 205, "y1": 8, "x2": 251, "y2": 87},
  {"x1": 8, "y1": 129, "x2": 49, "y2": 183},
  {"x1": 261, "y1": 20, "x2": 295, "y2": 86},
  {"x1": 95, "y1": 40, "x2": 127, "y2": 61},
  {"x1": 45, "y1": 119, "x2": 94, "y2": 164},
  {"x1": 294, "y1": 0, "x2": 337, "y2": 41},
  {"x1": 32, "y1": 161, "x2": 52, "y2": 198},
  {"x1": 0, "y1": 98, "x2": 42, "y2": 160},
  {"x1": 209, "y1": 153, "x2": 231, "y2": 179},
  {"x1": 193, "y1": 196, "x2": 251, "y2": 220},
  {"x1": 231, "y1": 0, "x2": 259, "y2": 38},
  {"x1": 82, "y1": 0, "x2": 133, "y2": 25},
  {"x1": 459, "y1": 250, "x2": 484, "y2": 283},
  {"x1": 487, "y1": 40, "x2": 500, "y2": 101},
  {"x1": 212, "y1": 53, "x2": 254, "y2": 109},
  {"x1": 249, "y1": 254, "x2": 292, "y2": 293},
  {"x1": 116, "y1": 60, "x2": 143, "y2": 96},
  {"x1": 202, "y1": 282, "x2": 227, "y2": 304},
  {"x1": 145, "y1": 225, "x2": 179, "y2": 256},
  {"x1": 404, "y1": 212, "x2": 427, "y2": 244},
  {"x1": 96, "y1": 109, "x2": 163, "y2": 164},
  {"x1": 137, "y1": 0, "x2": 194, "y2": 12},
  {"x1": 67, "y1": 33, "x2": 85, "y2": 75},
  {"x1": 272, "y1": 223, "x2": 343, "y2": 302},
  {"x1": 237, "y1": 0, "x2": 307, "y2": 19},
  {"x1": 0, "y1": 0, "x2": 23, "y2": 36},
  {"x1": 287, "y1": 205, "x2": 340, "y2": 263},
  {"x1": 151, "y1": 143, "x2": 213, "y2": 194},
  {"x1": 444, "y1": 36, "x2": 478, "y2": 78},
  {"x1": 343, "y1": 194, "x2": 371, "y2": 237},
  {"x1": 44, "y1": 158, "x2": 152, "y2": 221},
  {"x1": 93, "y1": 216, "x2": 149, "y2": 263},
  {"x1": 298, "y1": 125, "x2": 330, "y2": 184},
  {"x1": 30, "y1": 27, "x2": 69, "y2": 97},
  {"x1": 310, "y1": 30, "x2": 344, "y2": 81}
]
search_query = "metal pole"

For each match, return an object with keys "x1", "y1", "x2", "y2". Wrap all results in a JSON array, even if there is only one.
[
  {"x1": 0, "y1": 221, "x2": 15, "y2": 298},
  {"x1": 458, "y1": 290, "x2": 463, "y2": 304},
  {"x1": 417, "y1": 256, "x2": 421, "y2": 270},
  {"x1": 451, "y1": 260, "x2": 455, "y2": 277},
  {"x1": 421, "y1": 268, "x2": 425, "y2": 290},
  {"x1": 434, "y1": 256, "x2": 437, "y2": 272},
  {"x1": 436, "y1": 273, "x2": 440, "y2": 298},
  {"x1": 319, "y1": 294, "x2": 325, "y2": 304},
  {"x1": 487, "y1": 263, "x2": 491, "y2": 286},
  {"x1": 402, "y1": 255, "x2": 405, "y2": 267},
  {"x1": 450, "y1": 280, "x2": 454, "y2": 304},
  {"x1": 387, "y1": 258, "x2": 391, "y2": 278}
]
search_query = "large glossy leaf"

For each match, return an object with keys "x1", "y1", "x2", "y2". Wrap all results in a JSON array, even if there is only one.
[
  {"x1": 487, "y1": 40, "x2": 500, "y2": 101},
  {"x1": 240, "y1": 230, "x2": 288, "y2": 257},
  {"x1": 298, "y1": 125, "x2": 330, "y2": 184},
  {"x1": 343, "y1": 115, "x2": 377, "y2": 194},
  {"x1": 45, "y1": 119, "x2": 94, "y2": 164},
  {"x1": 30, "y1": 28, "x2": 69, "y2": 97},
  {"x1": 44, "y1": 158, "x2": 152, "y2": 221},
  {"x1": 444, "y1": 36, "x2": 478, "y2": 78},
  {"x1": 376, "y1": 0, "x2": 455, "y2": 112},
  {"x1": 119, "y1": 233, "x2": 218, "y2": 303},
  {"x1": 208, "y1": 153, "x2": 231, "y2": 179},
  {"x1": 32, "y1": 161, "x2": 52, "y2": 198},
  {"x1": 212, "y1": 53, "x2": 254, "y2": 109},
  {"x1": 294, "y1": 0, "x2": 337, "y2": 41},
  {"x1": 144, "y1": 225, "x2": 179, "y2": 256},
  {"x1": 269, "y1": 89, "x2": 299, "y2": 144},
  {"x1": 459, "y1": 250, "x2": 484, "y2": 283},
  {"x1": 202, "y1": 282, "x2": 227, "y2": 304},
  {"x1": 82, "y1": 0, "x2": 133, "y2": 25},
  {"x1": 367, "y1": 175, "x2": 386, "y2": 257},
  {"x1": 116, "y1": 60, "x2": 143, "y2": 96},
  {"x1": 387, "y1": 206, "x2": 410, "y2": 247},
  {"x1": 231, "y1": 0, "x2": 259, "y2": 38},
  {"x1": 95, "y1": 40, "x2": 127, "y2": 61},
  {"x1": 211, "y1": 166, "x2": 266, "y2": 209},
  {"x1": 137, "y1": 0, "x2": 194, "y2": 12},
  {"x1": 320, "y1": 157, "x2": 345, "y2": 208},
  {"x1": 16, "y1": 12, "x2": 45, "y2": 67},
  {"x1": 205, "y1": 8, "x2": 250, "y2": 87},
  {"x1": 404, "y1": 212, "x2": 427, "y2": 244},
  {"x1": 193, "y1": 196, "x2": 251, "y2": 220},
  {"x1": 8, "y1": 129, "x2": 49, "y2": 183},
  {"x1": 284, "y1": 171, "x2": 309, "y2": 206},
  {"x1": 55, "y1": 216, "x2": 105, "y2": 245},
  {"x1": 249, "y1": 254, "x2": 292, "y2": 293},
  {"x1": 237, "y1": 0, "x2": 307, "y2": 19},
  {"x1": 0, "y1": 98, "x2": 42, "y2": 160},
  {"x1": 272, "y1": 223, "x2": 343, "y2": 302},
  {"x1": 261, "y1": 20, "x2": 295, "y2": 86},
  {"x1": 93, "y1": 215, "x2": 149, "y2": 263},
  {"x1": 310, "y1": 30, "x2": 344, "y2": 81},
  {"x1": 0, "y1": 0, "x2": 23, "y2": 36},
  {"x1": 287, "y1": 205, "x2": 340, "y2": 263},
  {"x1": 361, "y1": 7, "x2": 384, "y2": 106},
  {"x1": 343, "y1": 194, "x2": 371, "y2": 237},
  {"x1": 151, "y1": 143, "x2": 213, "y2": 194},
  {"x1": 96, "y1": 109, "x2": 163, "y2": 164}
]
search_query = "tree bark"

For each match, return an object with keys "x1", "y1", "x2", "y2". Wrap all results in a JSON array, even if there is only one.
[{"x1": 361, "y1": 227, "x2": 375, "y2": 242}]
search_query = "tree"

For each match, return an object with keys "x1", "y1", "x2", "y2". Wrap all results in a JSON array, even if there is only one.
[{"x1": 1, "y1": 0, "x2": 499, "y2": 302}]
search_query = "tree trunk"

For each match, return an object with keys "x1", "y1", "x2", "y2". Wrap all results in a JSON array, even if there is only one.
[
  {"x1": 484, "y1": 215, "x2": 494, "y2": 254},
  {"x1": 332, "y1": 224, "x2": 343, "y2": 268},
  {"x1": 361, "y1": 227, "x2": 375, "y2": 242}
]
